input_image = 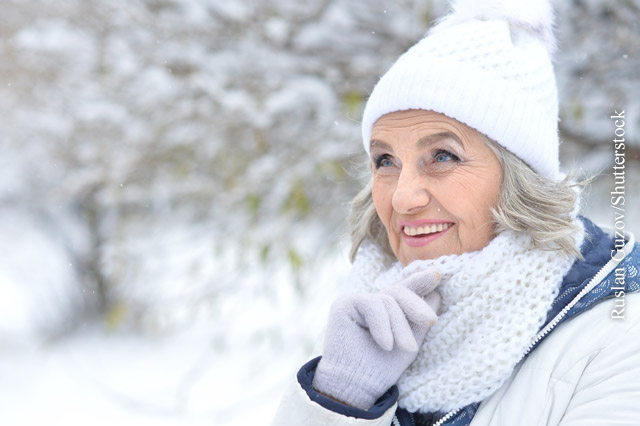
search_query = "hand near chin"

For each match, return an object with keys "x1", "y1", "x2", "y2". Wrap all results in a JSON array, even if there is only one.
[{"x1": 312, "y1": 269, "x2": 442, "y2": 410}]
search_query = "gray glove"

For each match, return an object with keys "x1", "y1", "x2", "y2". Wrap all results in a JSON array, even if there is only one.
[{"x1": 312, "y1": 269, "x2": 441, "y2": 409}]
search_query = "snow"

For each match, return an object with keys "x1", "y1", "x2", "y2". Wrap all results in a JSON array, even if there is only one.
[
  {"x1": 0, "y1": 209, "x2": 82, "y2": 342},
  {"x1": 12, "y1": 19, "x2": 94, "y2": 57},
  {"x1": 0, "y1": 209, "x2": 347, "y2": 423},
  {"x1": 0, "y1": 0, "x2": 637, "y2": 425}
]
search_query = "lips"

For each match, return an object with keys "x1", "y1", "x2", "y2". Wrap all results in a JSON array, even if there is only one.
[
  {"x1": 403, "y1": 222, "x2": 452, "y2": 236},
  {"x1": 399, "y1": 220, "x2": 454, "y2": 248}
]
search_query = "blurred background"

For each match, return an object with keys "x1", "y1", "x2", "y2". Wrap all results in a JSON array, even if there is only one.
[{"x1": 0, "y1": 0, "x2": 638, "y2": 425}]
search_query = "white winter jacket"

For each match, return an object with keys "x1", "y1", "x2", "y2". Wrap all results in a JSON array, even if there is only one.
[{"x1": 272, "y1": 223, "x2": 640, "y2": 426}]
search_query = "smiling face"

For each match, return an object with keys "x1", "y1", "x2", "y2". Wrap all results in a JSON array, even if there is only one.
[{"x1": 370, "y1": 109, "x2": 503, "y2": 266}]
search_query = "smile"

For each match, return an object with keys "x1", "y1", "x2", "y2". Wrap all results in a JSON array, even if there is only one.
[
  {"x1": 400, "y1": 221, "x2": 454, "y2": 247},
  {"x1": 403, "y1": 222, "x2": 452, "y2": 236}
]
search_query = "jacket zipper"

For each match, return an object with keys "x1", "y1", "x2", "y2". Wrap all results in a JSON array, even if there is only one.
[
  {"x1": 525, "y1": 229, "x2": 633, "y2": 353},
  {"x1": 430, "y1": 408, "x2": 460, "y2": 426},
  {"x1": 397, "y1": 232, "x2": 634, "y2": 426}
]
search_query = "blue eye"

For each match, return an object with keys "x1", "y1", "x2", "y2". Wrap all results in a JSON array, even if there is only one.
[
  {"x1": 374, "y1": 154, "x2": 394, "y2": 169},
  {"x1": 434, "y1": 150, "x2": 460, "y2": 163}
]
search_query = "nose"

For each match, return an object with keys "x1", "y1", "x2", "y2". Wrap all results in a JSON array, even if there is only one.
[{"x1": 391, "y1": 168, "x2": 431, "y2": 215}]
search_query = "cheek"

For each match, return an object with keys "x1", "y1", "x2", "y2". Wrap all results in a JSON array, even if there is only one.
[
  {"x1": 476, "y1": 171, "x2": 502, "y2": 219},
  {"x1": 446, "y1": 172, "x2": 501, "y2": 239},
  {"x1": 372, "y1": 175, "x2": 388, "y2": 201},
  {"x1": 371, "y1": 178, "x2": 395, "y2": 227}
]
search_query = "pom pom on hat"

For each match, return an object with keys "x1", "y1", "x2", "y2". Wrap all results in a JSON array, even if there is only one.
[
  {"x1": 361, "y1": 0, "x2": 561, "y2": 180},
  {"x1": 440, "y1": 0, "x2": 557, "y2": 55}
]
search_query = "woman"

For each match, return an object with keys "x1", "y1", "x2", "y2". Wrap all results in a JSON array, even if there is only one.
[{"x1": 273, "y1": 1, "x2": 640, "y2": 425}]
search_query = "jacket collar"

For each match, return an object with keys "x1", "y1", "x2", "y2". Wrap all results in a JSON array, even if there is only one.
[{"x1": 544, "y1": 216, "x2": 639, "y2": 329}]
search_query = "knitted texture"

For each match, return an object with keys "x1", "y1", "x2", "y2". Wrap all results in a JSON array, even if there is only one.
[
  {"x1": 346, "y1": 224, "x2": 585, "y2": 413},
  {"x1": 361, "y1": 0, "x2": 560, "y2": 179}
]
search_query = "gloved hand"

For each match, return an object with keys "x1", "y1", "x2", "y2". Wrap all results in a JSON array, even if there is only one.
[{"x1": 312, "y1": 269, "x2": 441, "y2": 410}]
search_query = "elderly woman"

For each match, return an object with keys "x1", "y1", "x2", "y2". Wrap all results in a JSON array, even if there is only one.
[{"x1": 272, "y1": 1, "x2": 640, "y2": 425}]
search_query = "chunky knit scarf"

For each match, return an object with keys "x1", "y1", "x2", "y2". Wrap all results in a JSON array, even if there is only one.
[{"x1": 345, "y1": 226, "x2": 584, "y2": 413}]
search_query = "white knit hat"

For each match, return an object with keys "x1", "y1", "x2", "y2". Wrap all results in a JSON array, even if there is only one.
[{"x1": 361, "y1": 0, "x2": 561, "y2": 180}]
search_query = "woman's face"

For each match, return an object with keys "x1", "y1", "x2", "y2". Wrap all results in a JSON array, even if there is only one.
[{"x1": 370, "y1": 109, "x2": 503, "y2": 266}]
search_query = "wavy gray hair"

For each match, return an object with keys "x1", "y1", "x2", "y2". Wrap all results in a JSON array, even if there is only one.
[{"x1": 348, "y1": 137, "x2": 585, "y2": 263}]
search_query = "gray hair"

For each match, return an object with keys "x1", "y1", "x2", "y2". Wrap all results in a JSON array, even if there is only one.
[{"x1": 348, "y1": 137, "x2": 586, "y2": 263}]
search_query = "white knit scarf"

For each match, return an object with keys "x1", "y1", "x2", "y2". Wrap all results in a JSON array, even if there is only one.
[{"x1": 345, "y1": 225, "x2": 584, "y2": 413}]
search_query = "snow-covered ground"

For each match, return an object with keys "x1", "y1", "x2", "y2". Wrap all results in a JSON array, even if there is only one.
[
  {"x1": 1, "y1": 327, "x2": 300, "y2": 426},
  {"x1": 0, "y1": 243, "x2": 348, "y2": 426}
]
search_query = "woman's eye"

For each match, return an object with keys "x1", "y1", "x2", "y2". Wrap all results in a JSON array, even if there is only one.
[
  {"x1": 374, "y1": 154, "x2": 394, "y2": 169},
  {"x1": 434, "y1": 150, "x2": 460, "y2": 163}
]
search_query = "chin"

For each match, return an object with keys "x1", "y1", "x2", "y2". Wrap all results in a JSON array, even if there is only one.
[
  {"x1": 402, "y1": 240, "x2": 479, "y2": 264},
  {"x1": 397, "y1": 249, "x2": 450, "y2": 266}
]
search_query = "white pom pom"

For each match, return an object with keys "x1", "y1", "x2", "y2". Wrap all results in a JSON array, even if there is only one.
[{"x1": 434, "y1": 0, "x2": 556, "y2": 55}]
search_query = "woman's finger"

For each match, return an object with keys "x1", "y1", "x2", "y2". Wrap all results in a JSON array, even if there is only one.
[
  {"x1": 399, "y1": 269, "x2": 441, "y2": 298},
  {"x1": 352, "y1": 294, "x2": 394, "y2": 351},
  {"x1": 381, "y1": 295, "x2": 419, "y2": 352},
  {"x1": 382, "y1": 284, "x2": 438, "y2": 326}
]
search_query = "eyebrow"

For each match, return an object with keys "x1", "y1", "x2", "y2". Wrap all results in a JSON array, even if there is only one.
[
  {"x1": 370, "y1": 131, "x2": 464, "y2": 151},
  {"x1": 418, "y1": 132, "x2": 464, "y2": 149}
]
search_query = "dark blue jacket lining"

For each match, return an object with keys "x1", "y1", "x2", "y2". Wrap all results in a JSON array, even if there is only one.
[{"x1": 543, "y1": 217, "x2": 614, "y2": 324}]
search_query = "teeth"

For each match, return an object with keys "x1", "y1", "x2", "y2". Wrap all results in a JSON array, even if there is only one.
[{"x1": 403, "y1": 223, "x2": 451, "y2": 237}]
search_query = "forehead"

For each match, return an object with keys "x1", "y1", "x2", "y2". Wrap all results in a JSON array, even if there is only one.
[
  {"x1": 370, "y1": 131, "x2": 464, "y2": 152},
  {"x1": 371, "y1": 109, "x2": 467, "y2": 134},
  {"x1": 370, "y1": 110, "x2": 471, "y2": 150}
]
